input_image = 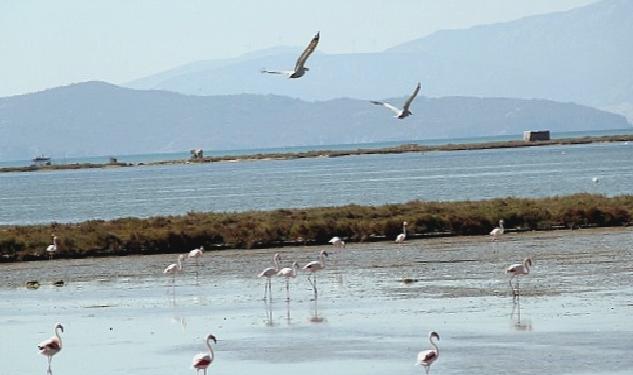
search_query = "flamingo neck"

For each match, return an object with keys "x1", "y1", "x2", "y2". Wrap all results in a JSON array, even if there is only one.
[
  {"x1": 55, "y1": 327, "x2": 62, "y2": 345},
  {"x1": 273, "y1": 256, "x2": 280, "y2": 271},
  {"x1": 429, "y1": 336, "x2": 439, "y2": 356},
  {"x1": 523, "y1": 259, "x2": 531, "y2": 273},
  {"x1": 403, "y1": 225, "x2": 407, "y2": 236},
  {"x1": 177, "y1": 257, "x2": 182, "y2": 271},
  {"x1": 206, "y1": 338, "x2": 214, "y2": 363},
  {"x1": 319, "y1": 253, "x2": 326, "y2": 267}
]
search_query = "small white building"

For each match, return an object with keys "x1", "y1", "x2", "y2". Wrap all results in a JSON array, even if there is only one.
[{"x1": 523, "y1": 130, "x2": 550, "y2": 142}]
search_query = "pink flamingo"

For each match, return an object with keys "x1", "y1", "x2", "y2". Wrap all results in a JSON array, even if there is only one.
[
  {"x1": 328, "y1": 236, "x2": 345, "y2": 249},
  {"x1": 38, "y1": 322, "x2": 63, "y2": 373},
  {"x1": 277, "y1": 261, "x2": 299, "y2": 301},
  {"x1": 258, "y1": 253, "x2": 281, "y2": 300},
  {"x1": 192, "y1": 334, "x2": 216, "y2": 375},
  {"x1": 188, "y1": 246, "x2": 204, "y2": 266},
  {"x1": 303, "y1": 250, "x2": 328, "y2": 297},
  {"x1": 506, "y1": 257, "x2": 533, "y2": 298},
  {"x1": 490, "y1": 219, "x2": 504, "y2": 241},
  {"x1": 395, "y1": 221, "x2": 408, "y2": 244},
  {"x1": 46, "y1": 234, "x2": 59, "y2": 260},
  {"x1": 416, "y1": 331, "x2": 440, "y2": 374},
  {"x1": 164, "y1": 254, "x2": 185, "y2": 286}
]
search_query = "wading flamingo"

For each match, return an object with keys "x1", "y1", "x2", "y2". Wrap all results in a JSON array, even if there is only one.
[
  {"x1": 192, "y1": 334, "x2": 216, "y2": 375},
  {"x1": 188, "y1": 246, "x2": 204, "y2": 266},
  {"x1": 371, "y1": 82, "x2": 421, "y2": 119},
  {"x1": 46, "y1": 234, "x2": 59, "y2": 260},
  {"x1": 416, "y1": 331, "x2": 440, "y2": 374},
  {"x1": 261, "y1": 32, "x2": 320, "y2": 78},
  {"x1": 506, "y1": 257, "x2": 533, "y2": 298},
  {"x1": 328, "y1": 236, "x2": 345, "y2": 249},
  {"x1": 277, "y1": 261, "x2": 299, "y2": 301},
  {"x1": 38, "y1": 322, "x2": 63, "y2": 374},
  {"x1": 490, "y1": 219, "x2": 504, "y2": 241},
  {"x1": 395, "y1": 221, "x2": 408, "y2": 244},
  {"x1": 258, "y1": 253, "x2": 281, "y2": 300},
  {"x1": 303, "y1": 250, "x2": 328, "y2": 297},
  {"x1": 164, "y1": 254, "x2": 185, "y2": 287}
]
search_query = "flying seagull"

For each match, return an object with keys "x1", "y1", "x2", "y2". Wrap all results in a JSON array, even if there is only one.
[
  {"x1": 371, "y1": 82, "x2": 421, "y2": 119},
  {"x1": 261, "y1": 32, "x2": 320, "y2": 78}
]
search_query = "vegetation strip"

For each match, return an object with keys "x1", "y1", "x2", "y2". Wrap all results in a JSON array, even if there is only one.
[
  {"x1": 1, "y1": 193, "x2": 631, "y2": 262},
  {"x1": 2, "y1": 134, "x2": 632, "y2": 173}
]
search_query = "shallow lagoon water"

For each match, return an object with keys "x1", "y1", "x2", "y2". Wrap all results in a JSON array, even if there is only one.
[
  {"x1": 1, "y1": 228, "x2": 632, "y2": 374},
  {"x1": 2, "y1": 141, "x2": 633, "y2": 225}
]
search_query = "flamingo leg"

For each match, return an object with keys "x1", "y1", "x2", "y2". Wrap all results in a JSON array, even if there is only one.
[
  {"x1": 285, "y1": 278, "x2": 290, "y2": 302},
  {"x1": 263, "y1": 279, "x2": 268, "y2": 300},
  {"x1": 269, "y1": 278, "x2": 273, "y2": 301}
]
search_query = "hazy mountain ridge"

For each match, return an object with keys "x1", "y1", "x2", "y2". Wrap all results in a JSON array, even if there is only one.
[
  {"x1": 0, "y1": 82, "x2": 628, "y2": 160},
  {"x1": 126, "y1": 0, "x2": 633, "y2": 120}
]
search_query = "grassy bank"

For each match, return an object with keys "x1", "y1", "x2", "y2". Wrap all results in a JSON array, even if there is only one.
[
  {"x1": 3, "y1": 134, "x2": 632, "y2": 173},
  {"x1": 1, "y1": 194, "x2": 631, "y2": 262}
]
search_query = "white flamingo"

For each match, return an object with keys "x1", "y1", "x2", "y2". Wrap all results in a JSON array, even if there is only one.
[
  {"x1": 506, "y1": 257, "x2": 533, "y2": 298},
  {"x1": 303, "y1": 250, "x2": 328, "y2": 296},
  {"x1": 46, "y1": 234, "x2": 59, "y2": 260},
  {"x1": 192, "y1": 334, "x2": 216, "y2": 375},
  {"x1": 416, "y1": 331, "x2": 440, "y2": 374},
  {"x1": 258, "y1": 253, "x2": 281, "y2": 300},
  {"x1": 277, "y1": 261, "x2": 299, "y2": 301},
  {"x1": 328, "y1": 236, "x2": 345, "y2": 249},
  {"x1": 371, "y1": 82, "x2": 421, "y2": 119},
  {"x1": 490, "y1": 219, "x2": 504, "y2": 241},
  {"x1": 261, "y1": 32, "x2": 319, "y2": 78},
  {"x1": 38, "y1": 322, "x2": 63, "y2": 374},
  {"x1": 164, "y1": 254, "x2": 185, "y2": 287},
  {"x1": 395, "y1": 221, "x2": 408, "y2": 244},
  {"x1": 188, "y1": 246, "x2": 204, "y2": 266}
]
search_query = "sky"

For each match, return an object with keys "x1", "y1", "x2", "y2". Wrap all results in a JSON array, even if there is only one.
[{"x1": 0, "y1": 0, "x2": 597, "y2": 97}]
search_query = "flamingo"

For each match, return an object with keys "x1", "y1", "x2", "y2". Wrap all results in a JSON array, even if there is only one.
[
  {"x1": 395, "y1": 221, "x2": 408, "y2": 244},
  {"x1": 188, "y1": 246, "x2": 204, "y2": 266},
  {"x1": 416, "y1": 331, "x2": 440, "y2": 375},
  {"x1": 328, "y1": 236, "x2": 345, "y2": 249},
  {"x1": 303, "y1": 250, "x2": 328, "y2": 296},
  {"x1": 258, "y1": 253, "x2": 281, "y2": 300},
  {"x1": 506, "y1": 257, "x2": 533, "y2": 298},
  {"x1": 371, "y1": 82, "x2": 421, "y2": 119},
  {"x1": 38, "y1": 322, "x2": 63, "y2": 373},
  {"x1": 490, "y1": 219, "x2": 504, "y2": 241},
  {"x1": 192, "y1": 334, "x2": 216, "y2": 375},
  {"x1": 46, "y1": 234, "x2": 59, "y2": 260},
  {"x1": 261, "y1": 32, "x2": 320, "y2": 78},
  {"x1": 277, "y1": 261, "x2": 299, "y2": 301},
  {"x1": 164, "y1": 254, "x2": 185, "y2": 286}
]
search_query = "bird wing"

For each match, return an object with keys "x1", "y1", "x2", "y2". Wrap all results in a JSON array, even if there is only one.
[
  {"x1": 294, "y1": 32, "x2": 320, "y2": 71},
  {"x1": 328, "y1": 236, "x2": 340, "y2": 243},
  {"x1": 258, "y1": 267, "x2": 276, "y2": 277},
  {"x1": 402, "y1": 82, "x2": 421, "y2": 113},
  {"x1": 38, "y1": 337, "x2": 60, "y2": 351},
  {"x1": 303, "y1": 261, "x2": 320, "y2": 270},
  {"x1": 261, "y1": 69, "x2": 294, "y2": 75},
  {"x1": 370, "y1": 101, "x2": 401, "y2": 115},
  {"x1": 417, "y1": 350, "x2": 437, "y2": 364},
  {"x1": 192, "y1": 353, "x2": 211, "y2": 367},
  {"x1": 505, "y1": 263, "x2": 521, "y2": 273}
]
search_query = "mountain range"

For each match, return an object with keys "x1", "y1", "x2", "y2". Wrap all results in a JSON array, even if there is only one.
[
  {"x1": 0, "y1": 82, "x2": 628, "y2": 160},
  {"x1": 127, "y1": 0, "x2": 633, "y2": 121}
]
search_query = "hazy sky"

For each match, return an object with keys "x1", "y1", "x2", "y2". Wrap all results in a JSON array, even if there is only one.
[{"x1": 0, "y1": 0, "x2": 597, "y2": 97}]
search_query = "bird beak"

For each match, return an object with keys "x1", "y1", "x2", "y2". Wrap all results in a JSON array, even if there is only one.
[
  {"x1": 209, "y1": 335, "x2": 216, "y2": 343},
  {"x1": 324, "y1": 251, "x2": 329, "y2": 257}
]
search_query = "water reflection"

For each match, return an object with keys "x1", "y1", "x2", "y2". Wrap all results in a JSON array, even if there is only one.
[
  {"x1": 263, "y1": 299, "x2": 274, "y2": 327},
  {"x1": 309, "y1": 295, "x2": 325, "y2": 323},
  {"x1": 510, "y1": 297, "x2": 533, "y2": 331}
]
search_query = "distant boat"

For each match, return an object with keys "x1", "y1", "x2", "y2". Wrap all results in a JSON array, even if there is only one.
[{"x1": 31, "y1": 155, "x2": 51, "y2": 166}]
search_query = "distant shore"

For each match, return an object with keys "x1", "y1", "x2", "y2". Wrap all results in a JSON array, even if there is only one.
[
  {"x1": 1, "y1": 193, "x2": 631, "y2": 263},
  {"x1": 2, "y1": 134, "x2": 632, "y2": 174}
]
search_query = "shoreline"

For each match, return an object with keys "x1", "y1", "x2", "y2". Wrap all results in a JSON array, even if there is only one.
[
  {"x1": 1, "y1": 193, "x2": 631, "y2": 263},
  {"x1": 2, "y1": 133, "x2": 632, "y2": 173}
]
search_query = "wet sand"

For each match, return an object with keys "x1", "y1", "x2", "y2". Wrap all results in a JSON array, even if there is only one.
[{"x1": 1, "y1": 228, "x2": 632, "y2": 374}]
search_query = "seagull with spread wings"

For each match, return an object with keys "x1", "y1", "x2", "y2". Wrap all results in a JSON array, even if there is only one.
[
  {"x1": 261, "y1": 32, "x2": 320, "y2": 79},
  {"x1": 371, "y1": 82, "x2": 421, "y2": 119}
]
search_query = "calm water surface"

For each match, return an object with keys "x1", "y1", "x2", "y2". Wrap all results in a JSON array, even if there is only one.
[
  {"x1": 0, "y1": 228, "x2": 632, "y2": 374},
  {"x1": 1, "y1": 142, "x2": 632, "y2": 225}
]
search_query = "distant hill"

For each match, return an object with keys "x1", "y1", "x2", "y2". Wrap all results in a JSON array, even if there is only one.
[
  {"x1": 126, "y1": 0, "x2": 633, "y2": 120},
  {"x1": 0, "y1": 82, "x2": 628, "y2": 160}
]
